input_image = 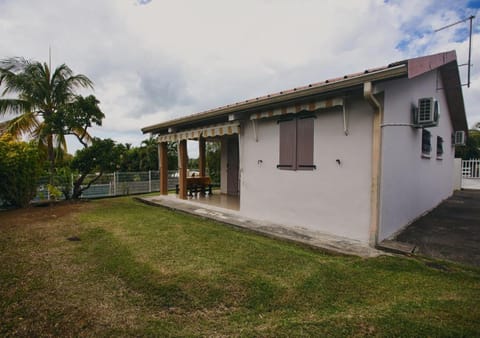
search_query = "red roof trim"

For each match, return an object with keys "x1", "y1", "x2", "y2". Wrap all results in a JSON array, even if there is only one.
[{"x1": 407, "y1": 50, "x2": 457, "y2": 79}]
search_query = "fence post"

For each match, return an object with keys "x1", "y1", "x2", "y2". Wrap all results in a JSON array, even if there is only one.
[
  {"x1": 113, "y1": 172, "x2": 117, "y2": 196},
  {"x1": 149, "y1": 170, "x2": 152, "y2": 192}
]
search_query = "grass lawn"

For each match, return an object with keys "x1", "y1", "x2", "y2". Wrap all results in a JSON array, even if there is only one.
[{"x1": 0, "y1": 197, "x2": 479, "y2": 337}]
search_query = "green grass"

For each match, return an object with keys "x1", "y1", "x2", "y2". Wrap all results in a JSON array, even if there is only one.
[{"x1": 1, "y1": 197, "x2": 479, "y2": 337}]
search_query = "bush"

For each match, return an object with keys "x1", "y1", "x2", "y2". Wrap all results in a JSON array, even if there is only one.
[
  {"x1": 53, "y1": 167, "x2": 74, "y2": 200},
  {"x1": 0, "y1": 134, "x2": 42, "y2": 207}
]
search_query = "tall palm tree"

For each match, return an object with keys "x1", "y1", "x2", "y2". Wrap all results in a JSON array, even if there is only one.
[
  {"x1": 140, "y1": 136, "x2": 159, "y2": 170},
  {"x1": 0, "y1": 57, "x2": 94, "y2": 177}
]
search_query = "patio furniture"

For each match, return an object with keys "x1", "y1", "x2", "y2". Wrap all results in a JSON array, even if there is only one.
[{"x1": 176, "y1": 176, "x2": 213, "y2": 196}]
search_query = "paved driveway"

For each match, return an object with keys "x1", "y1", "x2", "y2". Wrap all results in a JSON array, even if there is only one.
[{"x1": 395, "y1": 190, "x2": 480, "y2": 267}]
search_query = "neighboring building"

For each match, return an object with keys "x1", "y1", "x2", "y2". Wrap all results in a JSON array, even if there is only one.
[{"x1": 142, "y1": 50, "x2": 468, "y2": 246}]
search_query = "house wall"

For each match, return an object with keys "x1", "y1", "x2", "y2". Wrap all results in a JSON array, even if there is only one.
[
  {"x1": 239, "y1": 97, "x2": 374, "y2": 243},
  {"x1": 377, "y1": 71, "x2": 455, "y2": 241},
  {"x1": 453, "y1": 158, "x2": 462, "y2": 191}
]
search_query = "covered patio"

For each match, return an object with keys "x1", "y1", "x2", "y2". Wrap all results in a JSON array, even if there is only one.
[
  {"x1": 154, "y1": 121, "x2": 241, "y2": 206},
  {"x1": 184, "y1": 191, "x2": 240, "y2": 211}
]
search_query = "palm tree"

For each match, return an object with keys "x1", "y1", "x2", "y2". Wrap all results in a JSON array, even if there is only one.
[
  {"x1": 0, "y1": 57, "x2": 94, "y2": 178},
  {"x1": 140, "y1": 136, "x2": 159, "y2": 170}
]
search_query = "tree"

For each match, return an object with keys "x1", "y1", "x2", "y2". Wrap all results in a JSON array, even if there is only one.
[
  {"x1": 0, "y1": 57, "x2": 97, "y2": 179},
  {"x1": 188, "y1": 157, "x2": 199, "y2": 170},
  {"x1": 45, "y1": 94, "x2": 105, "y2": 148},
  {"x1": 0, "y1": 134, "x2": 42, "y2": 207},
  {"x1": 70, "y1": 138, "x2": 121, "y2": 199},
  {"x1": 118, "y1": 137, "x2": 159, "y2": 172},
  {"x1": 139, "y1": 136, "x2": 158, "y2": 171},
  {"x1": 116, "y1": 143, "x2": 140, "y2": 171},
  {"x1": 206, "y1": 141, "x2": 221, "y2": 185},
  {"x1": 455, "y1": 129, "x2": 480, "y2": 159},
  {"x1": 168, "y1": 141, "x2": 178, "y2": 170}
]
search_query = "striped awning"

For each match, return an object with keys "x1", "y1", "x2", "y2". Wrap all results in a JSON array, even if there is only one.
[
  {"x1": 250, "y1": 97, "x2": 344, "y2": 120},
  {"x1": 157, "y1": 122, "x2": 240, "y2": 143}
]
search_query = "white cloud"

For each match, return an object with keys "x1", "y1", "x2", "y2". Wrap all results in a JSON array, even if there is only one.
[{"x1": 0, "y1": 0, "x2": 479, "y2": 154}]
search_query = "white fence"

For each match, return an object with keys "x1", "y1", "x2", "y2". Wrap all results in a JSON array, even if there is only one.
[
  {"x1": 461, "y1": 159, "x2": 480, "y2": 190},
  {"x1": 462, "y1": 159, "x2": 480, "y2": 178},
  {"x1": 34, "y1": 171, "x2": 180, "y2": 201}
]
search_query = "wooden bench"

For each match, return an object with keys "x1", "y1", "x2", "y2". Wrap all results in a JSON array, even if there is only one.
[{"x1": 176, "y1": 176, "x2": 213, "y2": 196}]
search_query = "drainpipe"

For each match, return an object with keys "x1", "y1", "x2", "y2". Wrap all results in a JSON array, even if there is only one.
[{"x1": 364, "y1": 82, "x2": 382, "y2": 247}]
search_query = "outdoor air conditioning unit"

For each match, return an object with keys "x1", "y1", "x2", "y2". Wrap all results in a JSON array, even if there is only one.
[
  {"x1": 412, "y1": 97, "x2": 439, "y2": 127},
  {"x1": 453, "y1": 130, "x2": 466, "y2": 146}
]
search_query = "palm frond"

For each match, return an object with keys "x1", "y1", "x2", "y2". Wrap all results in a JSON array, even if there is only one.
[
  {"x1": 31, "y1": 120, "x2": 45, "y2": 140},
  {"x1": 50, "y1": 65, "x2": 93, "y2": 108},
  {"x1": 1, "y1": 111, "x2": 39, "y2": 139},
  {"x1": 0, "y1": 60, "x2": 47, "y2": 107},
  {"x1": 0, "y1": 98, "x2": 32, "y2": 117},
  {"x1": 72, "y1": 126, "x2": 93, "y2": 147},
  {"x1": 0, "y1": 120, "x2": 8, "y2": 135},
  {"x1": 0, "y1": 57, "x2": 31, "y2": 73},
  {"x1": 54, "y1": 133, "x2": 68, "y2": 156},
  {"x1": 0, "y1": 67, "x2": 26, "y2": 96},
  {"x1": 65, "y1": 73, "x2": 94, "y2": 90}
]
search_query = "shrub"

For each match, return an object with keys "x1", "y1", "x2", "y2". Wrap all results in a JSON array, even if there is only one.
[{"x1": 0, "y1": 134, "x2": 42, "y2": 207}]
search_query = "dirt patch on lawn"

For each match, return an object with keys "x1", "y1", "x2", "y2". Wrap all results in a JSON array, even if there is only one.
[
  {"x1": 0, "y1": 200, "x2": 93, "y2": 228},
  {"x1": 0, "y1": 199, "x2": 145, "y2": 337}
]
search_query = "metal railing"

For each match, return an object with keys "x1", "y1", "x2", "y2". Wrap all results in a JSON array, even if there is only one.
[{"x1": 34, "y1": 170, "x2": 181, "y2": 201}]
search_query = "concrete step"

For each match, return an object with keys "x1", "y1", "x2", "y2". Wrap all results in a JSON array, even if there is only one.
[{"x1": 377, "y1": 240, "x2": 416, "y2": 254}]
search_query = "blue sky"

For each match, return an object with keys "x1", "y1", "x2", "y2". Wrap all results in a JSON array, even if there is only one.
[{"x1": 0, "y1": 0, "x2": 479, "y2": 154}]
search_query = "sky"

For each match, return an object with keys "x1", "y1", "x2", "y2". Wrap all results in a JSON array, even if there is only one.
[{"x1": 0, "y1": 0, "x2": 479, "y2": 156}]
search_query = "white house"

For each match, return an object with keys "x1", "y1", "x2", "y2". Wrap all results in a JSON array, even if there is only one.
[{"x1": 142, "y1": 50, "x2": 468, "y2": 247}]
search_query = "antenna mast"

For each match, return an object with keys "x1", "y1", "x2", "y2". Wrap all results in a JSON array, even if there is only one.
[
  {"x1": 435, "y1": 15, "x2": 475, "y2": 88},
  {"x1": 48, "y1": 45, "x2": 52, "y2": 71}
]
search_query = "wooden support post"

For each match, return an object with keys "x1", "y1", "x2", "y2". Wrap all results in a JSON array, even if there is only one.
[
  {"x1": 178, "y1": 140, "x2": 188, "y2": 200},
  {"x1": 199, "y1": 137, "x2": 206, "y2": 177},
  {"x1": 159, "y1": 142, "x2": 168, "y2": 195}
]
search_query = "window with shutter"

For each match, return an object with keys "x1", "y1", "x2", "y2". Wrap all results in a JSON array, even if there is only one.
[
  {"x1": 277, "y1": 116, "x2": 315, "y2": 170},
  {"x1": 422, "y1": 129, "x2": 431, "y2": 157},
  {"x1": 436, "y1": 136, "x2": 443, "y2": 158}
]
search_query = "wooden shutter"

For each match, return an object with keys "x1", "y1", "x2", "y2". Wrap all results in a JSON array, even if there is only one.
[
  {"x1": 422, "y1": 129, "x2": 431, "y2": 155},
  {"x1": 296, "y1": 117, "x2": 315, "y2": 170},
  {"x1": 278, "y1": 119, "x2": 296, "y2": 170},
  {"x1": 436, "y1": 136, "x2": 443, "y2": 157}
]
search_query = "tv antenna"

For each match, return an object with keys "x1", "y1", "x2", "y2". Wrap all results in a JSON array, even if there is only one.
[
  {"x1": 49, "y1": 45, "x2": 52, "y2": 71},
  {"x1": 435, "y1": 15, "x2": 475, "y2": 88}
]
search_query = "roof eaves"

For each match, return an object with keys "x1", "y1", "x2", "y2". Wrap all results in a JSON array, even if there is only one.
[
  {"x1": 439, "y1": 60, "x2": 468, "y2": 132},
  {"x1": 142, "y1": 64, "x2": 407, "y2": 134}
]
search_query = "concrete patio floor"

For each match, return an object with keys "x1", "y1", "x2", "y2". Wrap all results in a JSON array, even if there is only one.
[{"x1": 136, "y1": 194, "x2": 384, "y2": 258}]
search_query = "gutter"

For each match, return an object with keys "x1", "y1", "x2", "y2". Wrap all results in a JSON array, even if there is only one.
[{"x1": 364, "y1": 82, "x2": 383, "y2": 247}]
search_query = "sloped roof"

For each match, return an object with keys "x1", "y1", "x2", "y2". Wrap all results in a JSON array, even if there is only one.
[{"x1": 142, "y1": 50, "x2": 467, "y2": 134}]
